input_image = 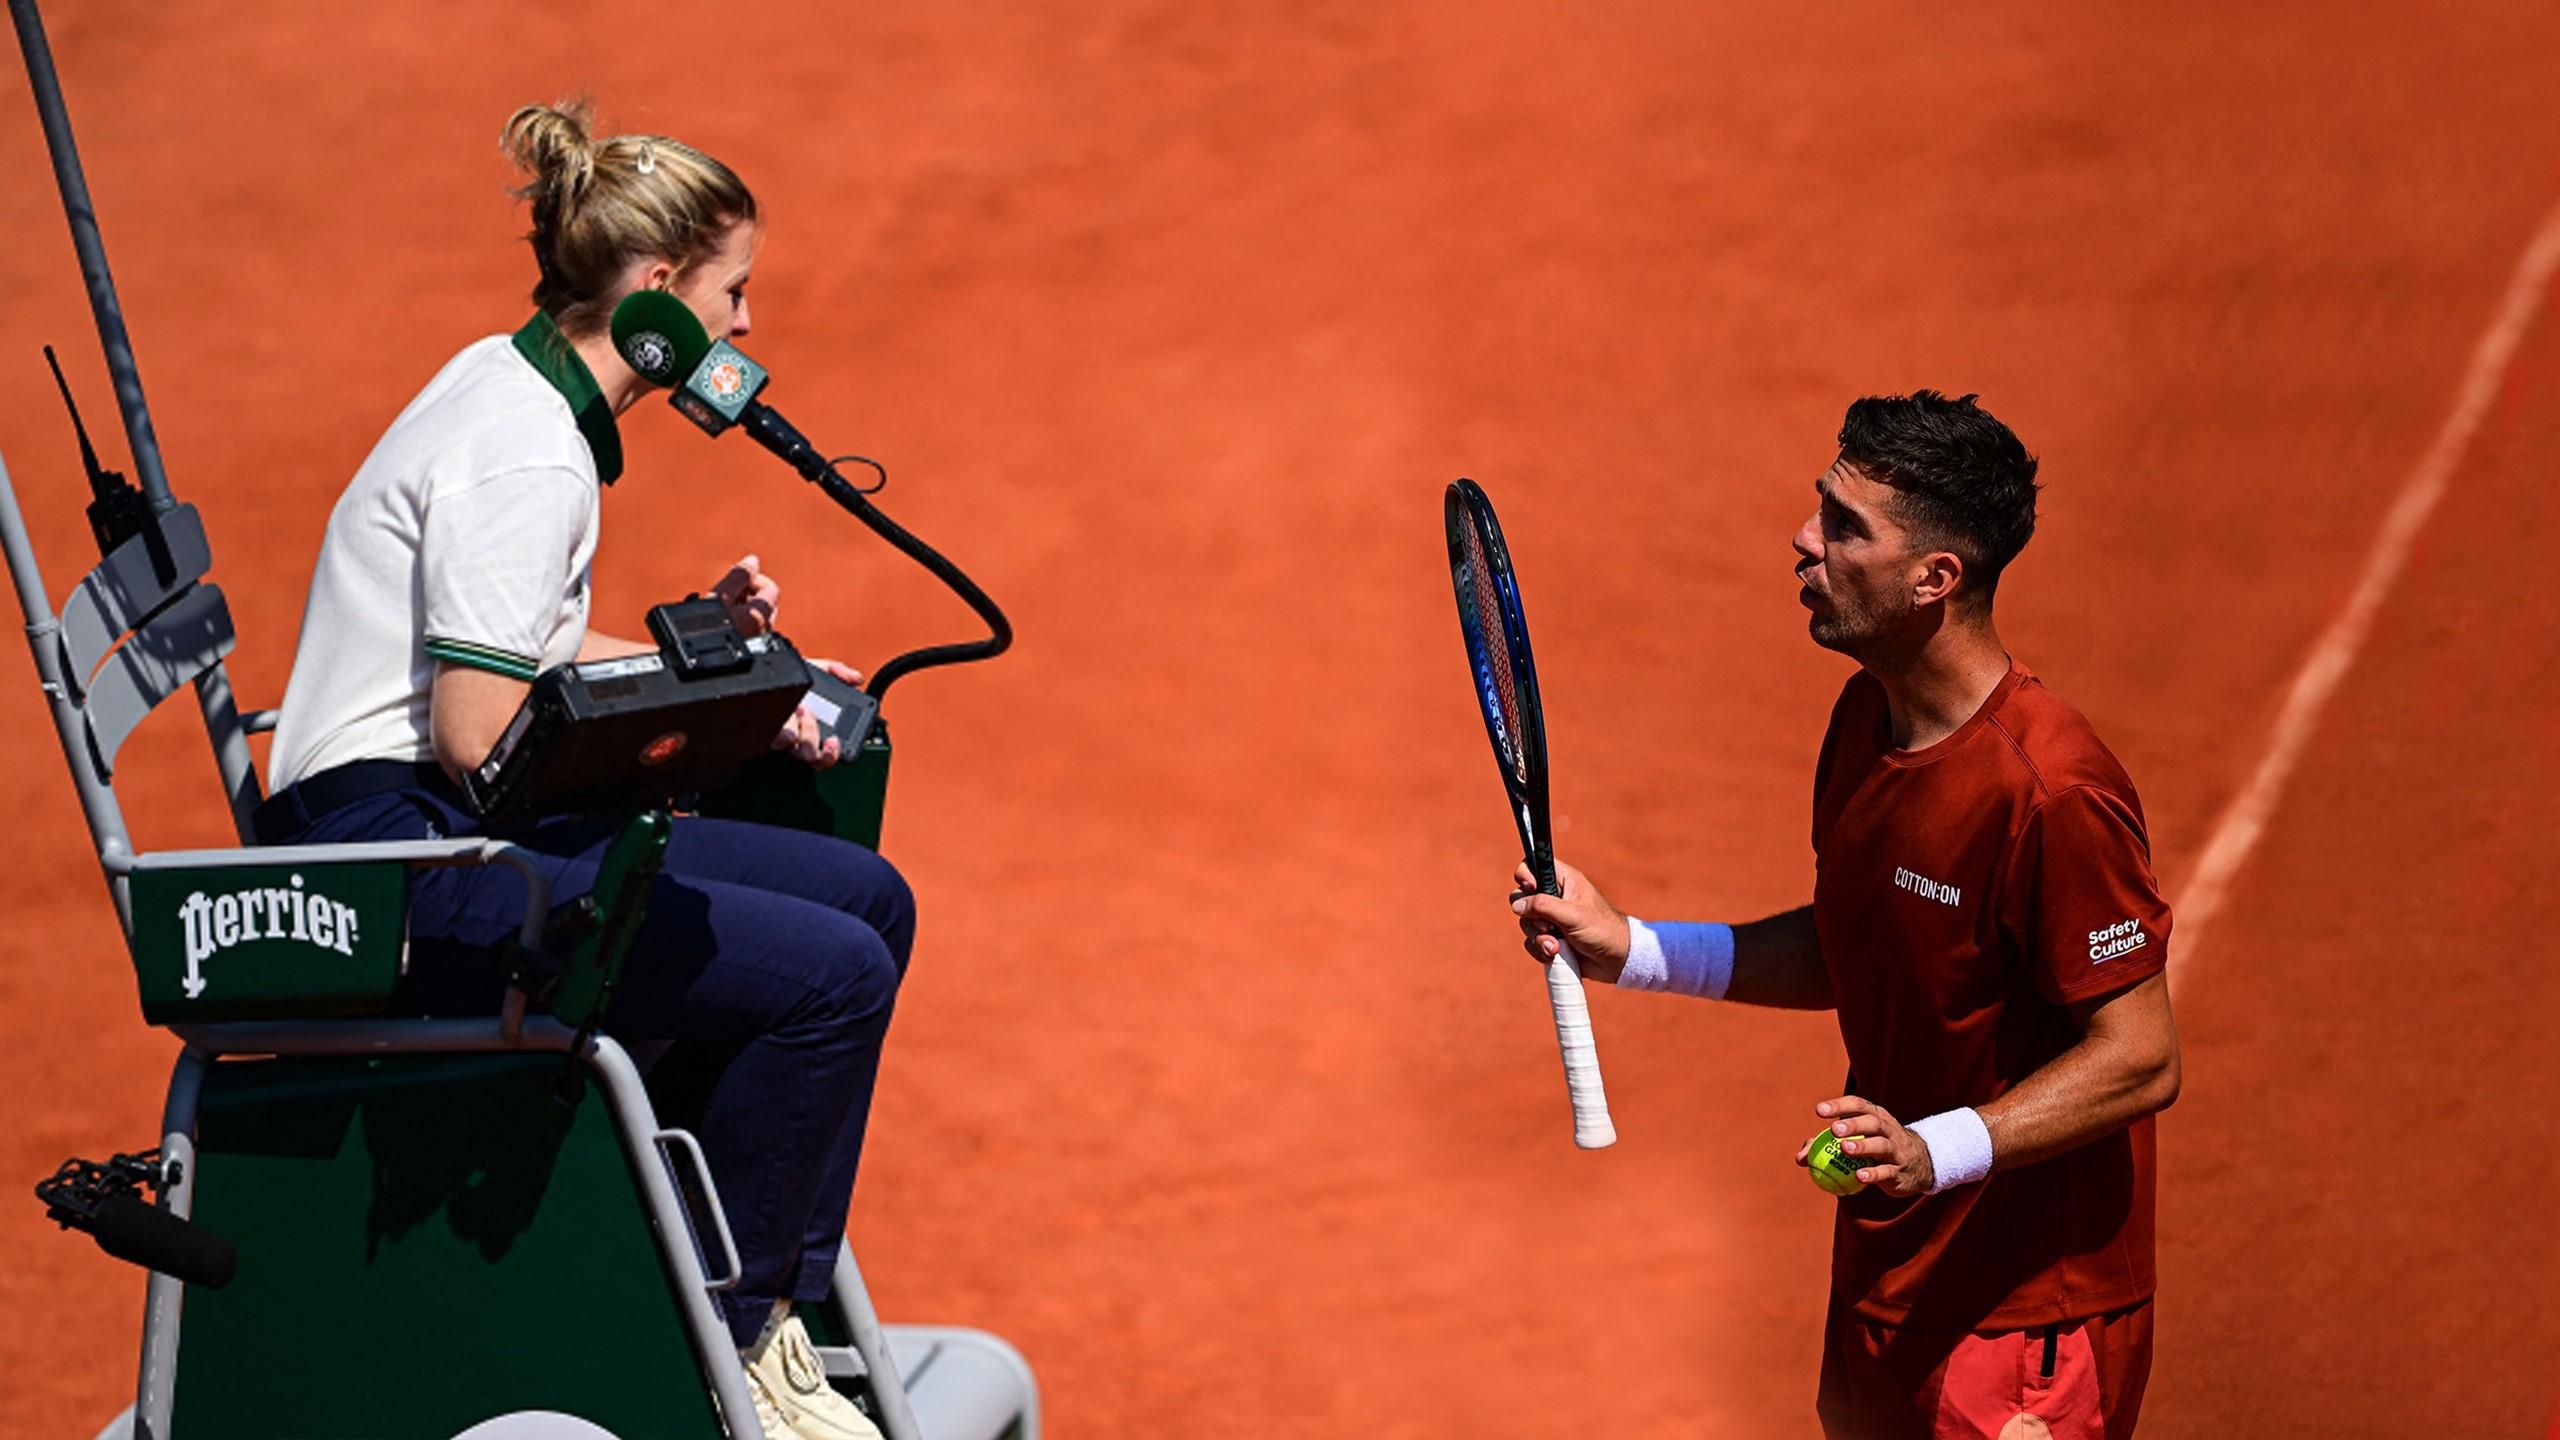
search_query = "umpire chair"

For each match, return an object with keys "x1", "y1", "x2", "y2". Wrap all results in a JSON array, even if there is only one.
[{"x1": 0, "y1": 441, "x2": 1038, "y2": 1439}]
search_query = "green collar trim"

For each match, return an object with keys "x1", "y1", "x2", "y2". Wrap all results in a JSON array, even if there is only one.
[{"x1": 510, "y1": 312, "x2": 624, "y2": 486}]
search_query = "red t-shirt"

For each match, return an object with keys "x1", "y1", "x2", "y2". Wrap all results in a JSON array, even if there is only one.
[{"x1": 1811, "y1": 660, "x2": 2170, "y2": 1332}]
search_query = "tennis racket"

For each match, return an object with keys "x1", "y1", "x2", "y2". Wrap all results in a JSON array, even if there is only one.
[{"x1": 1444, "y1": 477, "x2": 1616, "y2": 1150}]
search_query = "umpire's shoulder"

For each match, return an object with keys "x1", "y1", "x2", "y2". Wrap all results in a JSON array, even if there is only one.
[{"x1": 416, "y1": 345, "x2": 597, "y2": 493}]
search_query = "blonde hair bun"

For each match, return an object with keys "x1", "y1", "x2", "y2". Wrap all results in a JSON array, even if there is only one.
[
  {"x1": 502, "y1": 101, "x2": 598, "y2": 202},
  {"x1": 498, "y1": 98, "x2": 756, "y2": 340}
]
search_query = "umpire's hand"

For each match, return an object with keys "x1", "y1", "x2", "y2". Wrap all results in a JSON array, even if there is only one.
[
  {"x1": 773, "y1": 659, "x2": 865, "y2": 769},
  {"x1": 1509, "y1": 859, "x2": 1631, "y2": 984},
  {"x1": 712, "y1": 553, "x2": 781, "y2": 636}
]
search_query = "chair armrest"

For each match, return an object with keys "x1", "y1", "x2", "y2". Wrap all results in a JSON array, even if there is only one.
[
  {"x1": 241, "y1": 708, "x2": 279, "y2": 735},
  {"x1": 122, "y1": 838, "x2": 501, "y2": 872}
]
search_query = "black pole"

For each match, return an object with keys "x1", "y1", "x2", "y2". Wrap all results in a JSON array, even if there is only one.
[{"x1": 10, "y1": 0, "x2": 176, "y2": 513}]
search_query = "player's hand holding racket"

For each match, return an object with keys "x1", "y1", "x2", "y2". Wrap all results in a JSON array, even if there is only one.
[
  {"x1": 1445, "y1": 477, "x2": 1617, "y2": 1150},
  {"x1": 1510, "y1": 858, "x2": 1631, "y2": 986}
]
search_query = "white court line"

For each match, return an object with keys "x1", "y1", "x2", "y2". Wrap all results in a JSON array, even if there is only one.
[{"x1": 2171, "y1": 199, "x2": 2560, "y2": 976}]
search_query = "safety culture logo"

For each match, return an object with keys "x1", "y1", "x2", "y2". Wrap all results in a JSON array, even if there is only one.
[
  {"x1": 2088, "y1": 918, "x2": 2148, "y2": 964},
  {"x1": 174, "y1": 875, "x2": 363, "y2": 999}
]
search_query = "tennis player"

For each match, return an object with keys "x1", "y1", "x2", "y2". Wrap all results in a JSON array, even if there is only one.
[
  {"x1": 263, "y1": 101, "x2": 893, "y2": 1440},
  {"x1": 1512, "y1": 392, "x2": 2180, "y2": 1438}
]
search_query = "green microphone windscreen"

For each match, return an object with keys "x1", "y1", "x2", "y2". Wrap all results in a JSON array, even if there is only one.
[{"x1": 609, "y1": 290, "x2": 713, "y2": 387}]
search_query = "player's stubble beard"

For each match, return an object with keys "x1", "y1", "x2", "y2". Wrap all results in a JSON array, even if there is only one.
[
  {"x1": 1802, "y1": 573, "x2": 1887, "y2": 655},
  {"x1": 1802, "y1": 566, "x2": 1922, "y2": 661}
]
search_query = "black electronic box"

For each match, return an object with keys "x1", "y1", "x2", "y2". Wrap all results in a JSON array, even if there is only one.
[{"x1": 463, "y1": 603, "x2": 818, "y2": 820}]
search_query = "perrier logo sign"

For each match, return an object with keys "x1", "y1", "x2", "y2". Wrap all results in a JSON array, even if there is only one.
[
  {"x1": 175, "y1": 874, "x2": 365, "y2": 998},
  {"x1": 129, "y1": 860, "x2": 407, "y2": 1022}
]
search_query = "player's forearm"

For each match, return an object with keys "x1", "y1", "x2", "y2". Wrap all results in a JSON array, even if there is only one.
[
  {"x1": 1611, "y1": 905, "x2": 1831, "y2": 1008},
  {"x1": 1723, "y1": 905, "x2": 1833, "y2": 1010},
  {"x1": 1976, "y1": 1013, "x2": 2179, "y2": 1170}
]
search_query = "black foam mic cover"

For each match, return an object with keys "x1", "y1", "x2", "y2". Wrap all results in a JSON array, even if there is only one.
[{"x1": 89, "y1": 1192, "x2": 238, "y2": 1289}]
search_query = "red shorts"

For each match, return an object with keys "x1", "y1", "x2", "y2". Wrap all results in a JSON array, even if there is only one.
[{"x1": 1816, "y1": 1299, "x2": 2154, "y2": 1440}]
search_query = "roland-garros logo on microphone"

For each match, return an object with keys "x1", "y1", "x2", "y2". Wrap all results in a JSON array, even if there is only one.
[{"x1": 703, "y1": 357, "x2": 750, "y2": 400}]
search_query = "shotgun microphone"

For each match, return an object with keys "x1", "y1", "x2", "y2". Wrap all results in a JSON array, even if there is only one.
[
  {"x1": 87, "y1": 1191, "x2": 239, "y2": 1289},
  {"x1": 37, "y1": 1151, "x2": 239, "y2": 1289}
]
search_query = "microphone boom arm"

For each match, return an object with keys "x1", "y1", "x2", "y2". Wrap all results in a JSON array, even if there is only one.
[{"x1": 740, "y1": 401, "x2": 1012, "y2": 704}]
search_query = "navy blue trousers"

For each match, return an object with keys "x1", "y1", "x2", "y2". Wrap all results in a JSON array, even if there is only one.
[{"x1": 272, "y1": 781, "x2": 913, "y2": 1348}]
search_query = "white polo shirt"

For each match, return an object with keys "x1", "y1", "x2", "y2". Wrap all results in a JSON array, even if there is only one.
[{"x1": 269, "y1": 315, "x2": 623, "y2": 790}]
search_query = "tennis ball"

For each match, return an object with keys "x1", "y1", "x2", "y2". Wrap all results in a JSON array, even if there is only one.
[{"x1": 1807, "y1": 1128, "x2": 1866, "y2": 1197}]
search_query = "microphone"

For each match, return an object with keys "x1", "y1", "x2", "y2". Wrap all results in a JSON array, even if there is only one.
[
  {"x1": 605, "y1": 290, "x2": 1012, "y2": 701},
  {"x1": 608, "y1": 288, "x2": 712, "y2": 388},
  {"x1": 86, "y1": 1192, "x2": 238, "y2": 1289},
  {"x1": 610, "y1": 290, "x2": 826, "y2": 480}
]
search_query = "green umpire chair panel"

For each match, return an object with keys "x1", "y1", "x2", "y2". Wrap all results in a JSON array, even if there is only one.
[
  {"x1": 172, "y1": 1052, "x2": 724, "y2": 1440},
  {"x1": 125, "y1": 860, "x2": 409, "y2": 1023},
  {"x1": 695, "y1": 731, "x2": 894, "y2": 852}
]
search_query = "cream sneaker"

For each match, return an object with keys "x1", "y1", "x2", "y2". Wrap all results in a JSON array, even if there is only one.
[{"x1": 740, "y1": 1301, "x2": 886, "y2": 1440}]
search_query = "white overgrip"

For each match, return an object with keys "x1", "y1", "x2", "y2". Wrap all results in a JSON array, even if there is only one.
[{"x1": 1544, "y1": 952, "x2": 1616, "y2": 1149}]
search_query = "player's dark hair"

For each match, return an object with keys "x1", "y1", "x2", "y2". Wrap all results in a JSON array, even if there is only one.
[{"x1": 1837, "y1": 390, "x2": 2040, "y2": 611}]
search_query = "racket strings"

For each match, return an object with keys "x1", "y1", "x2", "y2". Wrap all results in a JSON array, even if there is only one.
[{"x1": 1461, "y1": 523, "x2": 1529, "y2": 779}]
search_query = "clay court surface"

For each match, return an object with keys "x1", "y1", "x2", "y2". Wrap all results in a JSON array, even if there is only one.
[{"x1": 5, "y1": 2, "x2": 2560, "y2": 1434}]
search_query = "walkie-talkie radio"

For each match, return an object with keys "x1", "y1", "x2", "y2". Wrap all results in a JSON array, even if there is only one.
[{"x1": 43, "y1": 345, "x2": 157, "y2": 564}]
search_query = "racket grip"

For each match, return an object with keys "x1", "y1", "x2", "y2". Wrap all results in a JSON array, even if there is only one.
[{"x1": 1544, "y1": 952, "x2": 1617, "y2": 1149}]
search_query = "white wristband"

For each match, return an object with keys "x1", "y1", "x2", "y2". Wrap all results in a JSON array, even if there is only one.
[
  {"x1": 1907, "y1": 1108, "x2": 1994, "y2": 1194},
  {"x1": 1617, "y1": 919, "x2": 1734, "y2": 1000}
]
